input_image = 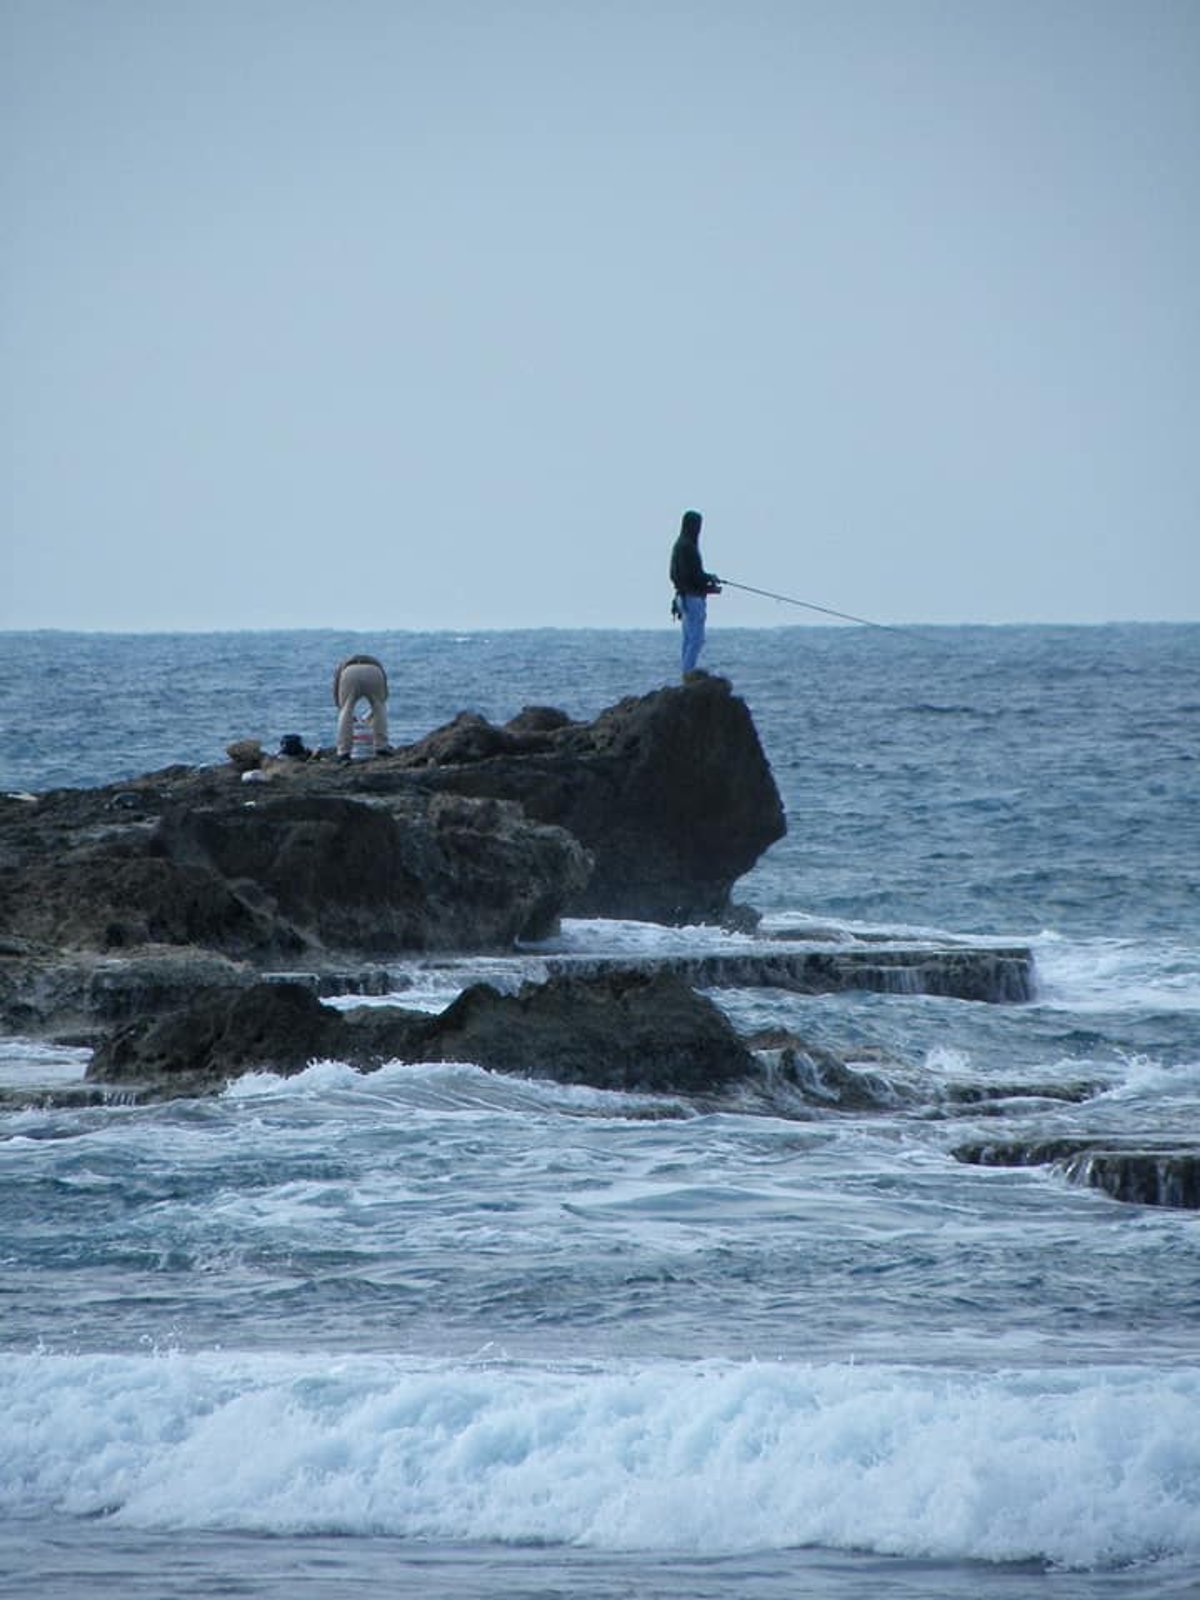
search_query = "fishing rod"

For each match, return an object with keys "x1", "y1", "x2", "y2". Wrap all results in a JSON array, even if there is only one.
[{"x1": 716, "y1": 577, "x2": 933, "y2": 642}]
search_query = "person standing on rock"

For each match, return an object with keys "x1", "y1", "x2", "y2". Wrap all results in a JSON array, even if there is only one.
[
  {"x1": 670, "y1": 509, "x2": 722, "y2": 675},
  {"x1": 332, "y1": 654, "x2": 393, "y2": 763}
]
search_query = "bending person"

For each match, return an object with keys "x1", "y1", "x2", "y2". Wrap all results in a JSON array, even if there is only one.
[{"x1": 332, "y1": 653, "x2": 392, "y2": 762}]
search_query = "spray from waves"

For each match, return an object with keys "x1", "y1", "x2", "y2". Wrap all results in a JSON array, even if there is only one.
[
  {"x1": 1094, "y1": 1054, "x2": 1200, "y2": 1103},
  {"x1": 1032, "y1": 933, "x2": 1200, "y2": 1016},
  {"x1": 0, "y1": 1038, "x2": 90, "y2": 1091},
  {"x1": 221, "y1": 1058, "x2": 694, "y2": 1121},
  {"x1": 2, "y1": 1353, "x2": 1198, "y2": 1571}
]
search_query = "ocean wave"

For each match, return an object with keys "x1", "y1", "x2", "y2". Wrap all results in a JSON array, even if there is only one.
[
  {"x1": 0, "y1": 1039, "x2": 91, "y2": 1091},
  {"x1": 1031, "y1": 935, "x2": 1200, "y2": 1017},
  {"x1": 1096, "y1": 1055, "x2": 1200, "y2": 1104},
  {"x1": 2, "y1": 1353, "x2": 1197, "y2": 1571},
  {"x1": 222, "y1": 1057, "x2": 693, "y2": 1120}
]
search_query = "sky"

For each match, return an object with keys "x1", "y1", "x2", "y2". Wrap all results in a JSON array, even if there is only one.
[{"x1": 2, "y1": 0, "x2": 1197, "y2": 632}]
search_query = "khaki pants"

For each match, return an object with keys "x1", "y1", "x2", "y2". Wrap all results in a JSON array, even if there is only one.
[{"x1": 336, "y1": 660, "x2": 390, "y2": 755}]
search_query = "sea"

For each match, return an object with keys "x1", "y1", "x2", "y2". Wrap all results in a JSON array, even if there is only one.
[{"x1": 0, "y1": 623, "x2": 1197, "y2": 1599}]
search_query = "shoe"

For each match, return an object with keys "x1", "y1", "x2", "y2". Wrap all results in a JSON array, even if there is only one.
[
  {"x1": 336, "y1": 753, "x2": 351, "y2": 765},
  {"x1": 374, "y1": 746, "x2": 394, "y2": 758}
]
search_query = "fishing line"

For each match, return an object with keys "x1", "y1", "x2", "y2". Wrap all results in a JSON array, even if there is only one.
[{"x1": 716, "y1": 577, "x2": 943, "y2": 644}]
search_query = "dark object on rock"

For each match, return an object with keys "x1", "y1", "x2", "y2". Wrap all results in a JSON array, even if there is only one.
[
  {"x1": 279, "y1": 734, "x2": 312, "y2": 760},
  {"x1": 504, "y1": 706, "x2": 573, "y2": 740},
  {"x1": 396, "y1": 674, "x2": 786, "y2": 923},
  {"x1": 86, "y1": 969, "x2": 759, "y2": 1100}
]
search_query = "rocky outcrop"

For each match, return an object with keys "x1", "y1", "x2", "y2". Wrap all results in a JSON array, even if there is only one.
[
  {"x1": 387, "y1": 673, "x2": 787, "y2": 923},
  {"x1": 953, "y1": 1138, "x2": 1200, "y2": 1211},
  {"x1": 151, "y1": 788, "x2": 588, "y2": 955},
  {"x1": 3, "y1": 676, "x2": 1042, "y2": 1118},
  {"x1": 0, "y1": 778, "x2": 590, "y2": 993},
  {"x1": 410, "y1": 968, "x2": 758, "y2": 1094},
  {"x1": 0, "y1": 677, "x2": 789, "y2": 1037},
  {"x1": 87, "y1": 970, "x2": 760, "y2": 1100},
  {"x1": 87, "y1": 979, "x2": 354, "y2": 1092}
]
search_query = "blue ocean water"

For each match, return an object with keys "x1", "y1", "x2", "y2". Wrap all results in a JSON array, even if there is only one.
[{"x1": 1, "y1": 624, "x2": 1198, "y2": 1598}]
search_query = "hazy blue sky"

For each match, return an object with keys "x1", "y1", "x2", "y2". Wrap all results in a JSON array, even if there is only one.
[{"x1": 3, "y1": 0, "x2": 1197, "y2": 631}]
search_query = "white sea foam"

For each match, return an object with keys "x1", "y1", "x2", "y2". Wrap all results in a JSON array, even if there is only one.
[
  {"x1": 221, "y1": 1056, "x2": 690, "y2": 1119},
  {"x1": 530, "y1": 918, "x2": 767, "y2": 956},
  {"x1": 760, "y1": 912, "x2": 960, "y2": 945},
  {"x1": 1, "y1": 1353, "x2": 1196, "y2": 1570},
  {"x1": 1096, "y1": 1054, "x2": 1200, "y2": 1104},
  {"x1": 1031, "y1": 934, "x2": 1200, "y2": 1015},
  {"x1": 0, "y1": 1038, "x2": 90, "y2": 1089}
]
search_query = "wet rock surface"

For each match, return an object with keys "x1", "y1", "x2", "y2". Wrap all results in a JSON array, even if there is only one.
[
  {"x1": 87, "y1": 970, "x2": 760, "y2": 1101},
  {"x1": 953, "y1": 1138, "x2": 1200, "y2": 1210},
  {"x1": 0, "y1": 946, "x2": 255, "y2": 1039},
  {"x1": 538, "y1": 946, "x2": 1034, "y2": 1004}
]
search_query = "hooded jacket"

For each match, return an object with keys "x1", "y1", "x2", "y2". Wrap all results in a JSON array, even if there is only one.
[{"x1": 669, "y1": 511, "x2": 718, "y2": 597}]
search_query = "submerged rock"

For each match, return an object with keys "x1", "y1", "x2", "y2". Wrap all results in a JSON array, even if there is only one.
[
  {"x1": 0, "y1": 947, "x2": 255, "y2": 1039},
  {"x1": 953, "y1": 1138, "x2": 1200, "y2": 1210},
  {"x1": 540, "y1": 946, "x2": 1035, "y2": 1005},
  {"x1": 1064, "y1": 1149, "x2": 1200, "y2": 1210},
  {"x1": 743, "y1": 1027, "x2": 912, "y2": 1111}
]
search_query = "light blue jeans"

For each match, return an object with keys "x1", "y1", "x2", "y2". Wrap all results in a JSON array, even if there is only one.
[{"x1": 680, "y1": 594, "x2": 707, "y2": 673}]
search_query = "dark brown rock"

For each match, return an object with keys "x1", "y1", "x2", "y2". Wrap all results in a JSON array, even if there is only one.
[
  {"x1": 86, "y1": 969, "x2": 759, "y2": 1100},
  {"x1": 0, "y1": 778, "x2": 590, "y2": 992},
  {"x1": 151, "y1": 789, "x2": 586, "y2": 955},
  {"x1": 953, "y1": 1138, "x2": 1200, "y2": 1210},
  {"x1": 89, "y1": 980, "x2": 351, "y2": 1085},
  {"x1": 392, "y1": 674, "x2": 787, "y2": 923},
  {"x1": 414, "y1": 968, "x2": 757, "y2": 1094}
]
